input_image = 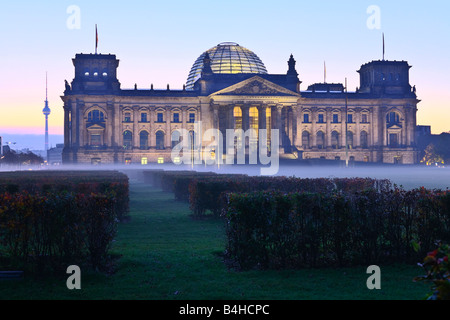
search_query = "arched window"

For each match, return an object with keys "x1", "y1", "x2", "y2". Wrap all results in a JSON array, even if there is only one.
[
  {"x1": 171, "y1": 130, "x2": 181, "y2": 148},
  {"x1": 331, "y1": 131, "x2": 339, "y2": 149},
  {"x1": 156, "y1": 131, "x2": 165, "y2": 150},
  {"x1": 302, "y1": 131, "x2": 310, "y2": 149},
  {"x1": 234, "y1": 106, "x2": 242, "y2": 129},
  {"x1": 360, "y1": 131, "x2": 368, "y2": 149},
  {"x1": 386, "y1": 112, "x2": 400, "y2": 126},
  {"x1": 317, "y1": 131, "x2": 325, "y2": 149},
  {"x1": 139, "y1": 131, "x2": 149, "y2": 150},
  {"x1": 123, "y1": 130, "x2": 132, "y2": 150},
  {"x1": 87, "y1": 110, "x2": 105, "y2": 123},
  {"x1": 347, "y1": 131, "x2": 353, "y2": 149}
]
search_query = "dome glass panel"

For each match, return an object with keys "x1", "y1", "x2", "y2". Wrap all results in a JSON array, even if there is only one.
[{"x1": 185, "y1": 42, "x2": 267, "y2": 90}]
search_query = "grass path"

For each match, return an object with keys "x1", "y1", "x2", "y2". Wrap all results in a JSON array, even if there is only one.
[{"x1": 0, "y1": 180, "x2": 430, "y2": 300}]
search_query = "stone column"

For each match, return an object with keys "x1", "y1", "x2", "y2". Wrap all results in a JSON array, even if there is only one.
[
  {"x1": 382, "y1": 108, "x2": 387, "y2": 147},
  {"x1": 293, "y1": 106, "x2": 301, "y2": 147},
  {"x1": 287, "y1": 107, "x2": 293, "y2": 150},
  {"x1": 133, "y1": 107, "x2": 139, "y2": 148},
  {"x1": 150, "y1": 108, "x2": 156, "y2": 148},
  {"x1": 242, "y1": 105, "x2": 250, "y2": 132},
  {"x1": 341, "y1": 107, "x2": 347, "y2": 148},
  {"x1": 326, "y1": 108, "x2": 331, "y2": 148},
  {"x1": 355, "y1": 108, "x2": 361, "y2": 148},
  {"x1": 166, "y1": 108, "x2": 172, "y2": 149},
  {"x1": 311, "y1": 107, "x2": 317, "y2": 148},
  {"x1": 63, "y1": 103, "x2": 70, "y2": 147},
  {"x1": 276, "y1": 105, "x2": 283, "y2": 150}
]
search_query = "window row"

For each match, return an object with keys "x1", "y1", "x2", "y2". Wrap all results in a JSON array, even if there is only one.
[
  {"x1": 302, "y1": 113, "x2": 369, "y2": 124},
  {"x1": 301, "y1": 131, "x2": 369, "y2": 149},
  {"x1": 120, "y1": 130, "x2": 196, "y2": 151},
  {"x1": 87, "y1": 110, "x2": 196, "y2": 124}
]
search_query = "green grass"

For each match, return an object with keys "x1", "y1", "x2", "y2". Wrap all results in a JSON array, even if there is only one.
[{"x1": 0, "y1": 181, "x2": 431, "y2": 300}]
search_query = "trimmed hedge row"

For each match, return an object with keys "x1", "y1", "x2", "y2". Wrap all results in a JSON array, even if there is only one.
[
  {"x1": 0, "y1": 170, "x2": 129, "y2": 221},
  {"x1": 224, "y1": 188, "x2": 450, "y2": 270},
  {"x1": 0, "y1": 170, "x2": 129, "y2": 273},
  {"x1": 143, "y1": 169, "x2": 392, "y2": 217}
]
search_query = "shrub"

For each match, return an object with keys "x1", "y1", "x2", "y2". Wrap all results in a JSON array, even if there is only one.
[{"x1": 224, "y1": 187, "x2": 450, "y2": 270}]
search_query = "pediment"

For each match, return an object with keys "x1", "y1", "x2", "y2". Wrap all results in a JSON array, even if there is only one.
[
  {"x1": 86, "y1": 123, "x2": 105, "y2": 130},
  {"x1": 210, "y1": 76, "x2": 299, "y2": 97}
]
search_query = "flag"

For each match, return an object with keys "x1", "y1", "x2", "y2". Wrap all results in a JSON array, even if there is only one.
[{"x1": 95, "y1": 24, "x2": 98, "y2": 54}]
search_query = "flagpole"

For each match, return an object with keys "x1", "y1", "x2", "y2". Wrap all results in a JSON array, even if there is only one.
[
  {"x1": 324, "y1": 61, "x2": 326, "y2": 83},
  {"x1": 382, "y1": 32, "x2": 385, "y2": 61},
  {"x1": 345, "y1": 77, "x2": 348, "y2": 168},
  {"x1": 95, "y1": 24, "x2": 98, "y2": 55}
]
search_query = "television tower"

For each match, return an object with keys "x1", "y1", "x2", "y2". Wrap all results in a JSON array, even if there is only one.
[{"x1": 42, "y1": 73, "x2": 51, "y2": 151}]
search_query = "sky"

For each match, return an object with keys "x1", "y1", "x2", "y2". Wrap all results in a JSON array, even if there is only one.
[{"x1": 1, "y1": 0, "x2": 449, "y2": 150}]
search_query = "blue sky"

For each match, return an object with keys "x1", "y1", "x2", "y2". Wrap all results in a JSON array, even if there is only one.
[{"x1": 0, "y1": 0, "x2": 449, "y2": 149}]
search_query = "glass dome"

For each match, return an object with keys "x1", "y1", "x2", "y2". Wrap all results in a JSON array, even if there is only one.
[{"x1": 185, "y1": 42, "x2": 268, "y2": 90}]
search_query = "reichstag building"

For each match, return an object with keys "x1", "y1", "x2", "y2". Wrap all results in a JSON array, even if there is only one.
[{"x1": 61, "y1": 42, "x2": 419, "y2": 165}]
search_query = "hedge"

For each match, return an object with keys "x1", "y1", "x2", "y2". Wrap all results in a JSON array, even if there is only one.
[
  {"x1": 224, "y1": 188, "x2": 450, "y2": 270},
  {"x1": 0, "y1": 170, "x2": 129, "y2": 273}
]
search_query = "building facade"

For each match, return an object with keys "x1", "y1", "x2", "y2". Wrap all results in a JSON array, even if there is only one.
[{"x1": 61, "y1": 42, "x2": 419, "y2": 165}]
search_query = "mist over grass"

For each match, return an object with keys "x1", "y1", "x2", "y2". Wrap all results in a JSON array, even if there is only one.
[{"x1": 1, "y1": 161, "x2": 448, "y2": 191}]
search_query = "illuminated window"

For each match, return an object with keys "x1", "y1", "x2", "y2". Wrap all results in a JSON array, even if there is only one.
[
  {"x1": 234, "y1": 107, "x2": 242, "y2": 130},
  {"x1": 157, "y1": 157, "x2": 164, "y2": 164},
  {"x1": 125, "y1": 158, "x2": 132, "y2": 165},
  {"x1": 102, "y1": 72, "x2": 108, "y2": 77},
  {"x1": 141, "y1": 157, "x2": 148, "y2": 165},
  {"x1": 249, "y1": 107, "x2": 259, "y2": 135},
  {"x1": 173, "y1": 157, "x2": 181, "y2": 164}
]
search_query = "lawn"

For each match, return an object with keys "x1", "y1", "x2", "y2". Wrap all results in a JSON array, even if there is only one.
[{"x1": 0, "y1": 179, "x2": 431, "y2": 300}]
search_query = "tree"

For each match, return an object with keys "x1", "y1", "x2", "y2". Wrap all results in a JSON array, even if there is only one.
[{"x1": 421, "y1": 143, "x2": 444, "y2": 166}]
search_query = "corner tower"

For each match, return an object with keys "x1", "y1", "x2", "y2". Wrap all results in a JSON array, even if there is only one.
[
  {"x1": 357, "y1": 60, "x2": 414, "y2": 96},
  {"x1": 69, "y1": 53, "x2": 121, "y2": 94}
]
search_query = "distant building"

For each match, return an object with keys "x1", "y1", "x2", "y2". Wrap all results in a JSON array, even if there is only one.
[
  {"x1": 416, "y1": 125, "x2": 431, "y2": 138},
  {"x1": 62, "y1": 42, "x2": 420, "y2": 165},
  {"x1": 47, "y1": 144, "x2": 64, "y2": 165}
]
